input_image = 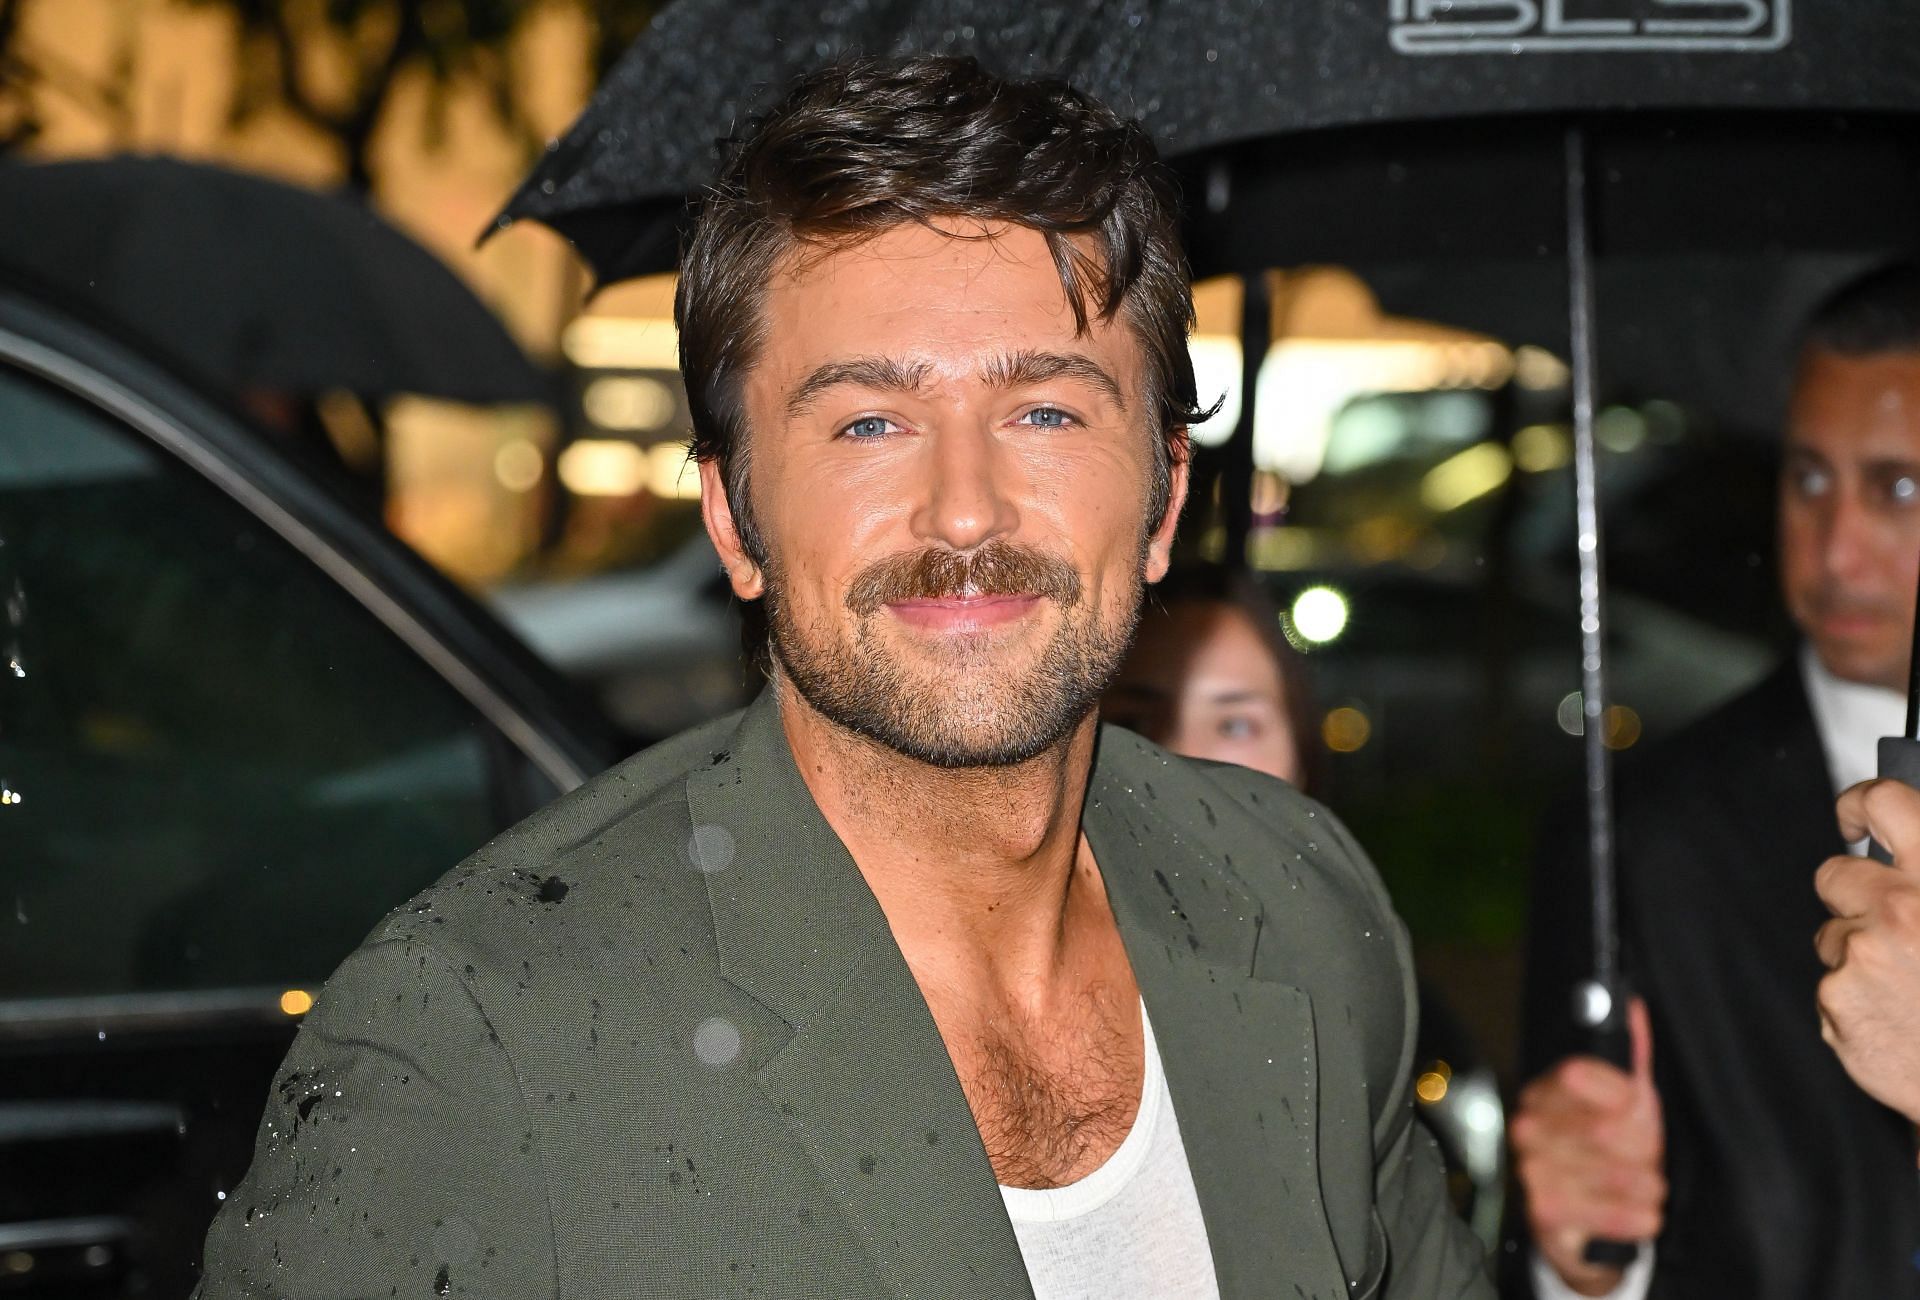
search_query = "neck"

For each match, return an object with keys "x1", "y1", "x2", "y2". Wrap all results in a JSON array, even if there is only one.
[{"x1": 773, "y1": 673, "x2": 1099, "y2": 989}]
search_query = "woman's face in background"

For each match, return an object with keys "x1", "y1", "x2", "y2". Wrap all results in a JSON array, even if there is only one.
[{"x1": 1102, "y1": 598, "x2": 1303, "y2": 784}]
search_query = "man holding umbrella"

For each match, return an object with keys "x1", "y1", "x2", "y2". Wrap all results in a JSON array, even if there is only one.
[
  {"x1": 194, "y1": 55, "x2": 1487, "y2": 1299},
  {"x1": 1515, "y1": 266, "x2": 1920, "y2": 1299}
]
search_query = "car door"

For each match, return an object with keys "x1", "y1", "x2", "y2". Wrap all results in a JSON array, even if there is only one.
[{"x1": 0, "y1": 287, "x2": 617, "y2": 1298}]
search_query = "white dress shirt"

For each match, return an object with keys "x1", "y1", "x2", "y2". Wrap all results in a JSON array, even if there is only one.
[{"x1": 1532, "y1": 649, "x2": 1901, "y2": 1300}]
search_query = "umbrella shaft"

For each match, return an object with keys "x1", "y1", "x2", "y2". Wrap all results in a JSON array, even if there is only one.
[{"x1": 1566, "y1": 126, "x2": 1620, "y2": 995}]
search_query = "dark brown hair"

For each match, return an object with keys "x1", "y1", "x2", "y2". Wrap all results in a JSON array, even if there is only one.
[
  {"x1": 674, "y1": 54, "x2": 1206, "y2": 561},
  {"x1": 1801, "y1": 262, "x2": 1920, "y2": 358}
]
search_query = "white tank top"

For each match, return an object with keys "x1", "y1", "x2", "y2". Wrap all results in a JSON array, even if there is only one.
[{"x1": 998, "y1": 1003, "x2": 1222, "y2": 1300}]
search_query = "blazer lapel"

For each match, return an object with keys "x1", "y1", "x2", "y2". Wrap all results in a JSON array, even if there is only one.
[
  {"x1": 1083, "y1": 736, "x2": 1351, "y2": 1298},
  {"x1": 687, "y1": 692, "x2": 1034, "y2": 1300}
]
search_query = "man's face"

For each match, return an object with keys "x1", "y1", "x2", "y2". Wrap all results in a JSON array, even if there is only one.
[
  {"x1": 1781, "y1": 347, "x2": 1920, "y2": 690},
  {"x1": 702, "y1": 219, "x2": 1186, "y2": 767}
]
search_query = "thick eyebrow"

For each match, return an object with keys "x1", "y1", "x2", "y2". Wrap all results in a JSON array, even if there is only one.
[
  {"x1": 981, "y1": 349, "x2": 1129, "y2": 413},
  {"x1": 785, "y1": 356, "x2": 933, "y2": 420},
  {"x1": 783, "y1": 349, "x2": 1128, "y2": 421}
]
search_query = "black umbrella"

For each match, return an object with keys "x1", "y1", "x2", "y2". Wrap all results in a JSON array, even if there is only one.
[
  {"x1": 495, "y1": 4, "x2": 1920, "y2": 1261},
  {"x1": 0, "y1": 155, "x2": 546, "y2": 405},
  {"x1": 496, "y1": 0, "x2": 1920, "y2": 285}
]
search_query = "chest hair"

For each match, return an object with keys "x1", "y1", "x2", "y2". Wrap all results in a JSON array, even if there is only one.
[{"x1": 948, "y1": 986, "x2": 1144, "y2": 1190}]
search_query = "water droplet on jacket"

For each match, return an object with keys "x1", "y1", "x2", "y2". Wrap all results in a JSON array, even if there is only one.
[
  {"x1": 693, "y1": 1016, "x2": 742, "y2": 1066},
  {"x1": 687, "y1": 824, "x2": 736, "y2": 873}
]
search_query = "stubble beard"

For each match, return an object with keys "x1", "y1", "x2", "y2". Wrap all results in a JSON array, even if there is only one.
[{"x1": 763, "y1": 541, "x2": 1144, "y2": 769}]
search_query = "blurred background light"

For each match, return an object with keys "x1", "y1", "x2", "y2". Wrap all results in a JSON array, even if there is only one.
[
  {"x1": 1511, "y1": 423, "x2": 1573, "y2": 473},
  {"x1": 1323, "y1": 705, "x2": 1373, "y2": 753},
  {"x1": 1187, "y1": 334, "x2": 1243, "y2": 447},
  {"x1": 558, "y1": 439, "x2": 649, "y2": 497},
  {"x1": 492, "y1": 438, "x2": 544, "y2": 492},
  {"x1": 646, "y1": 443, "x2": 701, "y2": 500},
  {"x1": 1596, "y1": 404, "x2": 1649, "y2": 453},
  {"x1": 1604, "y1": 704, "x2": 1643, "y2": 750},
  {"x1": 583, "y1": 375, "x2": 676, "y2": 431},
  {"x1": 1420, "y1": 442, "x2": 1513, "y2": 512},
  {"x1": 1512, "y1": 344, "x2": 1572, "y2": 390},
  {"x1": 1290, "y1": 585, "x2": 1350, "y2": 645},
  {"x1": 561, "y1": 316, "x2": 679, "y2": 370}
]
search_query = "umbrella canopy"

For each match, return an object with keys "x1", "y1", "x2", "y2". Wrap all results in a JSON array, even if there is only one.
[
  {"x1": 496, "y1": 0, "x2": 1920, "y2": 286},
  {"x1": 0, "y1": 155, "x2": 546, "y2": 405}
]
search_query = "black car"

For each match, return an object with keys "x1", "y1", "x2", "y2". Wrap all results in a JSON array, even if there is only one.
[{"x1": 0, "y1": 281, "x2": 621, "y2": 1298}]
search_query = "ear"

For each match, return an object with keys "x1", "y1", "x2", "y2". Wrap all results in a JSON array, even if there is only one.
[
  {"x1": 1143, "y1": 432, "x2": 1191, "y2": 586},
  {"x1": 699, "y1": 459, "x2": 765, "y2": 600}
]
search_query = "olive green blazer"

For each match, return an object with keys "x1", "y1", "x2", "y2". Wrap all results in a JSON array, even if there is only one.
[{"x1": 194, "y1": 690, "x2": 1490, "y2": 1299}]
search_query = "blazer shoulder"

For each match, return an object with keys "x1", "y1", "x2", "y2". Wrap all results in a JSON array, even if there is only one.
[
  {"x1": 1096, "y1": 724, "x2": 1397, "y2": 932},
  {"x1": 362, "y1": 708, "x2": 746, "y2": 957}
]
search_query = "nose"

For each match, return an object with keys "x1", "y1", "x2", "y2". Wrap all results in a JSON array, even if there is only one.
[
  {"x1": 1821, "y1": 486, "x2": 1879, "y2": 583},
  {"x1": 908, "y1": 421, "x2": 1021, "y2": 552}
]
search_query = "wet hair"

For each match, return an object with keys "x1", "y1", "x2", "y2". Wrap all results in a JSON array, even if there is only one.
[
  {"x1": 1146, "y1": 564, "x2": 1330, "y2": 798},
  {"x1": 675, "y1": 54, "x2": 1207, "y2": 561},
  {"x1": 1801, "y1": 262, "x2": 1920, "y2": 357}
]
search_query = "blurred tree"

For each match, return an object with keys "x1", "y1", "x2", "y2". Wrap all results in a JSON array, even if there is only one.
[{"x1": 0, "y1": 0, "x2": 672, "y2": 186}]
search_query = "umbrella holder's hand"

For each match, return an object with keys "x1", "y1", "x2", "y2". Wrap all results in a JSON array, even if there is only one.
[{"x1": 1574, "y1": 979, "x2": 1642, "y2": 1270}]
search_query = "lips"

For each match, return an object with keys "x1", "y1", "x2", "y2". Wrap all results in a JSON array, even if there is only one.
[{"x1": 885, "y1": 592, "x2": 1041, "y2": 632}]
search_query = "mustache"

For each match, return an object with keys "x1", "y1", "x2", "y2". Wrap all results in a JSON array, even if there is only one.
[
  {"x1": 1804, "y1": 587, "x2": 1905, "y2": 621},
  {"x1": 844, "y1": 540, "x2": 1082, "y2": 616}
]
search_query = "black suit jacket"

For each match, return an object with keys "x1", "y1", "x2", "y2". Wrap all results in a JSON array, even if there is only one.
[{"x1": 1519, "y1": 659, "x2": 1920, "y2": 1300}]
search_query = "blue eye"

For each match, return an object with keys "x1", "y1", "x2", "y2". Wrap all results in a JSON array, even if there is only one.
[
  {"x1": 1020, "y1": 407, "x2": 1072, "y2": 428},
  {"x1": 844, "y1": 416, "x2": 895, "y2": 439}
]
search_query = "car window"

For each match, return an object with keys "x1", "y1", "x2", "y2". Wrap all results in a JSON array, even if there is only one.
[{"x1": 0, "y1": 364, "x2": 555, "y2": 1000}]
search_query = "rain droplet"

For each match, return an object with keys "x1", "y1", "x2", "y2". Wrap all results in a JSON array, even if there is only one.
[
  {"x1": 686, "y1": 825, "x2": 736, "y2": 873},
  {"x1": 693, "y1": 1016, "x2": 742, "y2": 1066},
  {"x1": 538, "y1": 178, "x2": 556, "y2": 195}
]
